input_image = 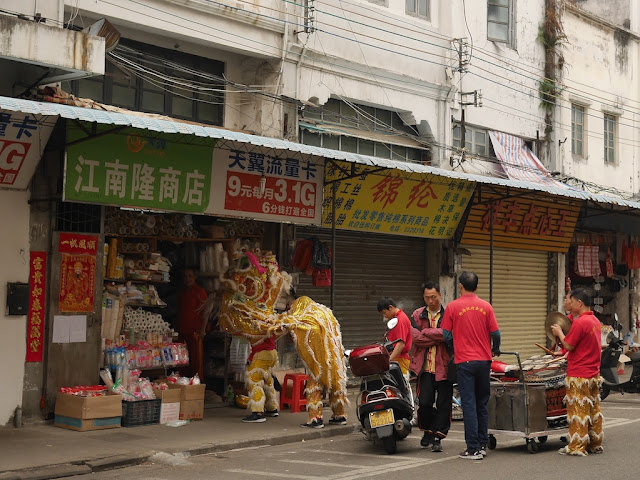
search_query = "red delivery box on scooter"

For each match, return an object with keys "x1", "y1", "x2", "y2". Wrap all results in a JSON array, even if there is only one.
[{"x1": 349, "y1": 344, "x2": 390, "y2": 376}]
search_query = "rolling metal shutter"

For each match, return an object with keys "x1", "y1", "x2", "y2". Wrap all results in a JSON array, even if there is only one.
[
  {"x1": 296, "y1": 226, "x2": 427, "y2": 350},
  {"x1": 460, "y1": 245, "x2": 548, "y2": 359}
]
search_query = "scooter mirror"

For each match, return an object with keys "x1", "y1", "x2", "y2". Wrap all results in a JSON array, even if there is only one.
[{"x1": 387, "y1": 317, "x2": 398, "y2": 330}]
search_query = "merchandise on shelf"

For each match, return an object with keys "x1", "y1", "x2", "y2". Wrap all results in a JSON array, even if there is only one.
[
  {"x1": 104, "y1": 208, "x2": 199, "y2": 238},
  {"x1": 58, "y1": 385, "x2": 108, "y2": 397},
  {"x1": 122, "y1": 306, "x2": 174, "y2": 336},
  {"x1": 104, "y1": 343, "x2": 189, "y2": 370}
]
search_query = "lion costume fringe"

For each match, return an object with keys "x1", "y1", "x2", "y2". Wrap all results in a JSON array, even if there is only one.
[{"x1": 202, "y1": 250, "x2": 349, "y2": 424}]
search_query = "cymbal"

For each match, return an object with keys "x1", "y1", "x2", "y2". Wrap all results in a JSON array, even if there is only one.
[{"x1": 545, "y1": 311, "x2": 571, "y2": 342}]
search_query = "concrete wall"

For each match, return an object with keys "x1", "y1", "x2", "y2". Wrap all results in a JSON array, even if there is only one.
[
  {"x1": 574, "y1": 0, "x2": 631, "y2": 27},
  {"x1": 3, "y1": 0, "x2": 63, "y2": 22},
  {"x1": 0, "y1": 189, "x2": 31, "y2": 426},
  {"x1": 558, "y1": 7, "x2": 640, "y2": 195}
]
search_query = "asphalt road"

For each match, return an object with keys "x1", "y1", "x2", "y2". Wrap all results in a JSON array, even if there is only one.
[{"x1": 76, "y1": 392, "x2": 640, "y2": 479}]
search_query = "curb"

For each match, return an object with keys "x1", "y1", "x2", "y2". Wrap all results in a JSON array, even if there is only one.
[
  {"x1": 0, "y1": 424, "x2": 359, "y2": 479},
  {"x1": 182, "y1": 423, "x2": 358, "y2": 457}
]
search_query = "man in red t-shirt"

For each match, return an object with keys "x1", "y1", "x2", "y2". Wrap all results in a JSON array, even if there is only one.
[
  {"x1": 551, "y1": 288, "x2": 603, "y2": 456},
  {"x1": 377, "y1": 298, "x2": 413, "y2": 381},
  {"x1": 178, "y1": 268, "x2": 209, "y2": 379},
  {"x1": 441, "y1": 271, "x2": 500, "y2": 460}
]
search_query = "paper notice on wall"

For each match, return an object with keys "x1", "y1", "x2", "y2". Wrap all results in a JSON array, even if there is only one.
[
  {"x1": 52, "y1": 315, "x2": 87, "y2": 343},
  {"x1": 69, "y1": 315, "x2": 87, "y2": 342}
]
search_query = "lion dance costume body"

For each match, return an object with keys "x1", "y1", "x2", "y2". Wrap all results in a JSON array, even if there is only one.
[{"x1": 205, "y1": 250, "x2": 349, "y2": 426}]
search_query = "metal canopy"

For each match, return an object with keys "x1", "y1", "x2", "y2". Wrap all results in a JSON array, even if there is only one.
[{"x1": 2, "y1": 95, "x2": 640, "y2": 211}]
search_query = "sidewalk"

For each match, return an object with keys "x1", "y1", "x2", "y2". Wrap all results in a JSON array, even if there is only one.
[{"x1": 0, "y1": 400, "x2": 358, "y2": 480}]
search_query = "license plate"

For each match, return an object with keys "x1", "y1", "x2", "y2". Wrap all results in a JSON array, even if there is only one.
[{"x1": 369, "y1": 409, "x2": 394, "y2": 428}]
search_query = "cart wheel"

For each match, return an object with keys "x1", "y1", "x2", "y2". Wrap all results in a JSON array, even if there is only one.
[
  {"x1": 488, "y1": 435, "x2": 497, "y2": 450},
  {"x1": 537, "y1": 436, "x2": 548, "y2": 444},
  {"x1": 527, "y1": 440, "x2": 539, "y2": 454}
]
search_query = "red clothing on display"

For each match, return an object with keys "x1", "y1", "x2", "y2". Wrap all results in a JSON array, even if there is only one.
[
  {"x1": 564, "y1": 311, "x2": 601, "y2": 378},
  {"x1": 441, "y1": 293, "x2": 499, "y2": 363},
  {"x1": 387, "y1": 309, "x2": 413, "y2": 360},
  {"x1": 249, "y1": 336, "x2": 277, "y2": 361},
  {"x1": 178, "y1": 284, "x2": 208, "y2": 336}
]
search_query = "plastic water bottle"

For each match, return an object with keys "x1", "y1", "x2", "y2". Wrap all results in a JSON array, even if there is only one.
[{"x1": 226, "y1": 385, "x2": 234, "y2": 404}]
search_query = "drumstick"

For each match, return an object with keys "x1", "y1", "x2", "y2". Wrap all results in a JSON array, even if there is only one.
[{"x1": 535, "y1": 343, "x2": 555, "y2": 355}]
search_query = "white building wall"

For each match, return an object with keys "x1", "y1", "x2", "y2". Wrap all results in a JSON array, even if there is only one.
[
  {"x1": 0, "y1": 190, "x2": 31, "y2": 426},
  {"x1": 558, "y1": 6, "x2": 640, "y2": 196},
  {"x1": 450, "y1": 0, "x2": 546, "y2": 139}
]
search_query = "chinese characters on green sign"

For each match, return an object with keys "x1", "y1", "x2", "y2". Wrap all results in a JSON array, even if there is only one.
[{"x1": 65, "y1": 131, "x2": 213, "y2": 213}]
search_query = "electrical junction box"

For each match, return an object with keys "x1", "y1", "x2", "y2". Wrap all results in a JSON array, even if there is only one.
[{"x1": 7, "y1": 282, "x2": 29, "y2": 315}]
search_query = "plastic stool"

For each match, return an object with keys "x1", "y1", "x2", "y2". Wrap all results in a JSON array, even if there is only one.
[{"x1": 280, "y1": 373, "x2": 308, "y2": 412}]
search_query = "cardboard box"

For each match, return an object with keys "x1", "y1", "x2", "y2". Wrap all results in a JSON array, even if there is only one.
[
  {"x1": 179, "y1": 399, "x2": 204, "y2": 420},
  {"x1": 54, "y1": 415, "x2": 121, "y2": 431},
  {"x1": 153, "y1": 387, "x2": 182, "y2": 404},
  {"x1": 159, "y1": 402, "x2": 180, "y2": 424},
  {"x1": 55, "y1": 392, "x2": 122, "y2": 420},
  {"x1": 168, "y1": 383, "x2": 206, "y2": 401}
]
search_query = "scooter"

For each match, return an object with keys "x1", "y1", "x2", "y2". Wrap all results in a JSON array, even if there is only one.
[
  {"x1": 600, "y1": 314, "x2": 640, "y2": 400},
  {"x1": 347, "y1": 319, "x2": 415, "y2": 454}
]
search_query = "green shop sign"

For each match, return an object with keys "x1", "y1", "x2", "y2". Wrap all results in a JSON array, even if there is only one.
[{"x1": 65, "y1": 128, "x2": 214, "y2": 213}]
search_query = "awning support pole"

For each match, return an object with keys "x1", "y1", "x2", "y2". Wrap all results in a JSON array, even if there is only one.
[
  {"x1": 331, "y1": 181, "x2": 337, "y2": 310},
  {"x1": 489, "y1": 199, "x2": 494, "y2": 304}
]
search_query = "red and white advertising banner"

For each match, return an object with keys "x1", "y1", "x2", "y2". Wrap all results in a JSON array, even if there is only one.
[
  {"x1": 27, "y1": 251, "x2": 47, "y2": 362},
  {"x1": 58, "y1": 233, "x2": 98, "y2": 313},
  {"x1": 209, "y1": 148, "x2": 324, "y2": 224},
  {"x1": 0, "y1": 110, "x2": 54, "y2": 189}
]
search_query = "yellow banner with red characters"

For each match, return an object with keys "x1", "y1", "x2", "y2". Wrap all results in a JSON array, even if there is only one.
[{"x1": 322, "y1": 161, "x2": 475, "y2": 238}]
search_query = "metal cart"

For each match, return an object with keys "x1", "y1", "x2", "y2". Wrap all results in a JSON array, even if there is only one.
[{"x1": 487, "y1": 352, "x2": 568, "y2": 454}]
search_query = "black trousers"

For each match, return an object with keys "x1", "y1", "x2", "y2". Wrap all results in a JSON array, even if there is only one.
[{"x1": 417, "y1": 371, "x2": 453, "y2": 439}]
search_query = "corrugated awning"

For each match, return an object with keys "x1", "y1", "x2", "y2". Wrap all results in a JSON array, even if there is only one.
[
  {"x1": 2, "y1": 95, "x2": 640, "y2": 210},
  {"x1": 299, "y1": 120, "x2": 427, "y2": 149}
]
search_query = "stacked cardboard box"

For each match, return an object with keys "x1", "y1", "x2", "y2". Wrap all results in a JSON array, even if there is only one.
[
  {"x1": 54, "y1": 392, "x2": 122, "y2": 431},
  {"x1": 168, "y1": 384, "x2": 206, "y2": 420},
  {"x1": 152, "y1": 387, "x2": 182, "y2": 424}
]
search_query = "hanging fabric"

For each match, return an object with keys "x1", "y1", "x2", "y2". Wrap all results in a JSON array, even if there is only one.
[
  {"x1": 575, "y1": 245, "x2": 601, "y2": 277},
  {"x1": 605, "y1": 248, "x2": 614, "y2": 277}
]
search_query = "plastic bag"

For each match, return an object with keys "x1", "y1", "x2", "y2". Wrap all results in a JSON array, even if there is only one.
[
  {"x1": 312, "y1": 268, "x2": 332, "y2": 287},
  {"x1": 311, "y1": 237, "x2": 331, "y2": 269},
  {"x1": 292, "y1": 239, "x2": 313, "y2": 274}
]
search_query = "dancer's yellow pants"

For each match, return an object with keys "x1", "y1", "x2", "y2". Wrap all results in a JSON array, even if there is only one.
[
  {"x1": 246, "y1": 349, "x2": 279, "y2": 413},
  {"x1": 565, "y1": 375, "x2": 603, "y2": 455}
]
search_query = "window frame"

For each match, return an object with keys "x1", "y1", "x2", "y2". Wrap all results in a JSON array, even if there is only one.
[
  {"x1": 64, "y1": 40, "x2": 225, "y2": 126},
  {"x1": 452, "y1": 123, "x2": 493, "y2": 158},
  {"x1": 571, "y1": 103, "x2": 586, "y2": 158},
  {"x1": 299, "y1": 100, "x2": 427, "y2": 163},
  {"x1": 603, "y1": 113, "x2": 617, "y2": 165},
  {"x1": 405, "y1": 0, "x2": 429, "y2": 20},
  {"x1": 487, "y1": 0, "x2": 515, "y2": 46}
]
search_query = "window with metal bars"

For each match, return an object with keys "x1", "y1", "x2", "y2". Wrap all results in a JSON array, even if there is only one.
[{"x1": 55, "y1": 202, "x2": 102, "y2": 233}]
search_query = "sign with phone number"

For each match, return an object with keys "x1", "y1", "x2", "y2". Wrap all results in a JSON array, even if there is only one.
[{"x1": 209, "y1": 149, "x2": 323, "y2": 224}]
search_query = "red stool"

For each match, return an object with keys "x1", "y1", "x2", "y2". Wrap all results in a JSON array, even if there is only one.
[{"x1": 280, "y1": 373, "x2": 308, "y2": 412}]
